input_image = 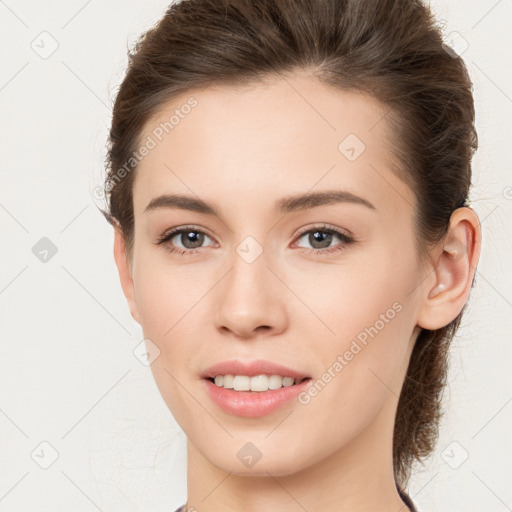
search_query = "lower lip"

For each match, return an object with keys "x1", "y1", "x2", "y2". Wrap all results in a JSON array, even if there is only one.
[{"x1": 202, "y1": 378, "x2": 312, "y2": 418}]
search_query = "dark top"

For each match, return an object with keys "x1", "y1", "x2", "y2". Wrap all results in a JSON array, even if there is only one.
[
  {"x1": 173, "y1": 487, "x2": 418, "y2": 512},
  {"x1": 398, "y1": 486, "x2": 418, "y2": 512}
]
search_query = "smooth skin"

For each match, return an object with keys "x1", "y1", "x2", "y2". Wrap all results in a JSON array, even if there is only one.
[{"x1": 113, "y1": 72, "x2": 481, "y2": 512}]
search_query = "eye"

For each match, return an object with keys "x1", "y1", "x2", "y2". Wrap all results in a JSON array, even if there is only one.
[
  {"x1": 293, "y1": 224, "x2": 355, "y2": 256},
  {"x1": 156, "y1": 226, "x2": 216, "y2": 255},
  {"x1": 156, "y1": 223, "x2": 355, "y2": 257}
]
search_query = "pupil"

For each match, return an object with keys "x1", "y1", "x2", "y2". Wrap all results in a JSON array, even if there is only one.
[
  {"x1": 183, "y1": 231, "x2": 203, "y2": 248},
  {"x1": 311, "y1": 231, "x2": 331, "y2": 249}
]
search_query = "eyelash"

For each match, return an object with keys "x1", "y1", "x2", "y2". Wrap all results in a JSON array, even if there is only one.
[{"x1": 156, "y1": 224, "x2": 355, "y2": 257}]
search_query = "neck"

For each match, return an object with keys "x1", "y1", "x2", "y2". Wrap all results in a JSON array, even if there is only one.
[{"x1": 184, "y1": 394, "x2": 410, "y2": 512}]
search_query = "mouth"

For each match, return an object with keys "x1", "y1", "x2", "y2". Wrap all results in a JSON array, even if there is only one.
[
  {"x1": 202, "y1": 375, "x2": 314, "y2": 417},
  {"x1": 205, "y1": 375, "x2": 312, "y2": 392},
  {"x1": 201, "y1": 359, "x2": 311, "y2": 384}
]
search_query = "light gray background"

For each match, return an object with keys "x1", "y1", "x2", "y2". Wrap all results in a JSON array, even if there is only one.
[{"x1": 0, "y1": 0, "x2": 511, "y2": 510}]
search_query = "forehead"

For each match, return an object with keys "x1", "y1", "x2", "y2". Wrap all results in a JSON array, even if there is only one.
[{"x1": 132, "y1": 73, "x2": 415, "y2": 221}]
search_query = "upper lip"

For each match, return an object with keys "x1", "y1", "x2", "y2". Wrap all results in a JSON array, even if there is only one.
[{"x1": 201, "y1": 359, "x2": 311, "y2": 381}]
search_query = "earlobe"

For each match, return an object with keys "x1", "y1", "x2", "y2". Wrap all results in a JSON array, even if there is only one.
[
  {"x1": 113, "y1": 225, "x2": 141, "y2": 325},
  {"x1": 417, "y1": 207, "x2": 481, "y2": 330}
]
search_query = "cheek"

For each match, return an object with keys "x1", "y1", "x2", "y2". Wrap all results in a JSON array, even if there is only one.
[
  {"x1": 132, "y1": 272, "x2": 172, "y2": 338},
  {"x1": 291, "y1": 252, "x2": 417, "y2": 409},
  {"x1": 284, "y1": 252, "x2": 412, "y2": 346},
  {"x1": 132, "y1": 253, "x2": 203, "y2": 338},
  {"x1": 292, "y1": 304, "x2": 414, "y2": 455}
]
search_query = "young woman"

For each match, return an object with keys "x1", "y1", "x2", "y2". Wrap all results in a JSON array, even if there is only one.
[{"x1": 99, "y1": 0, "x2": 481, "y2": 510}]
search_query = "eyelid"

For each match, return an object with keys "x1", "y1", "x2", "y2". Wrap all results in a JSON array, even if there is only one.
[
  {"x1": 157, "y1": 224, "x2": 217, "y2": 243},
  {"x1": 293, "y1": 222, "x2": 353, "y2": 240}
]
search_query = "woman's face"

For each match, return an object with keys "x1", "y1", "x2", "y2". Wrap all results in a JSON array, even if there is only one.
[{"x1": 119, "y1": 73, "x2": 428, "y2": 476}]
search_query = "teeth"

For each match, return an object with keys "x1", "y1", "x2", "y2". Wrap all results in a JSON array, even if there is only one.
[{"x1": 212, "y1": 374, "x2": 298, "y2": 391}]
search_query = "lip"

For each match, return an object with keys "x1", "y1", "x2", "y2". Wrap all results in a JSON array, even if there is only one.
[
  {"x1": 200, "y1": 359, "x2": 312, "y2": 418},
  {"x1": 202, "y1": 377, "x2": 312, "y2": 417},
  {"x1": 200, "y1": 359, "x2": 310, "y2": 381}
]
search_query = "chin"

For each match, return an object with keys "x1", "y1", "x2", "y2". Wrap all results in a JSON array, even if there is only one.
[{"x1": 207, "y1": 448, "x2": 306, "y2": 478}]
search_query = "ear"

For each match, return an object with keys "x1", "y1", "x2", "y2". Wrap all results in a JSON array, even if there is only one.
[
  {"x1": 113, "y1": 224, "x2": 141, "y2": 325},
  {"x1": 417, "y1": 207, "x2": 482, "y2": 330}
]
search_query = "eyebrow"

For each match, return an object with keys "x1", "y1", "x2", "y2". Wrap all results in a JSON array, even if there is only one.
[{"x1": 143, "y1": 190, "x2": 376, "y2": 216}]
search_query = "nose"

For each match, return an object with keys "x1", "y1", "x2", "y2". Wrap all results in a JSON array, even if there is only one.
[{"x1": 214, "y1": 248, "x2": 288, "y2": 339}]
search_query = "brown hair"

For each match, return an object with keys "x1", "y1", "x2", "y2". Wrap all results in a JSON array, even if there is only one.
[{"x1": 99, "y1": 0, "x2": 478, "y2": 489}]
